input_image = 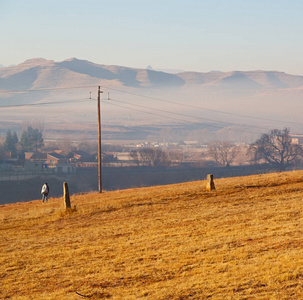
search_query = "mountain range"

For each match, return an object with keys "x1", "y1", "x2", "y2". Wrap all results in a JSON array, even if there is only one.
[
  {"x1": 1, "y1": 57, "x2": 303, "y2": 91},
  {"x1": 1, "y1": 58, "x2": 303, "y2": 138}
]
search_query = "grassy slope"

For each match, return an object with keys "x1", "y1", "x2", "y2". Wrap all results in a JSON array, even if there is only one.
[{"x1": 0, "y1": 171, "x2": 303, "y2": 299}]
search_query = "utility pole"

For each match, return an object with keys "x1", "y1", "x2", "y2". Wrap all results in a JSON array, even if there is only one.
[{"x1": 97, "y1": 86, "x2": 103, "y2": 193}]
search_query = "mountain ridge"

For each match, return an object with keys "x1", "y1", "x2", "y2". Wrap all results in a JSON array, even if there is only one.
[
  {"x1": 1, "y1": 58, "x2": 303, "y2": 91},
  {"x1": 1, "y1": 58, "x2": 303, "y2": 129}
]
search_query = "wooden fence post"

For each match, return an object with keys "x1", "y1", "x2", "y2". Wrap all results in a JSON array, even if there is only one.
[
  {"x1": 63, "y1": 182, "x2": 71, "y2": 209},
  {"x1": 206, "y1": 174, "x2": 215, "y2": 191}
]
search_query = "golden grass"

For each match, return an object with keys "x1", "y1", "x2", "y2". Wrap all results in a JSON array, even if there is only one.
[{"x1": 1, "y1": 171, "x2": 303, "y2": 299}]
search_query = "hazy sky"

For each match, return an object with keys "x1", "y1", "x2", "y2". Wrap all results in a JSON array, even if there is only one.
[{"x1": 1, "y1": 0, "x2": 303, "y2": 74}]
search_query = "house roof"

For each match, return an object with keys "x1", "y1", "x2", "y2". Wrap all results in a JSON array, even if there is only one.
[
  {"x1": 92, "y1": 152, "x2": 111, "y2": 157},
  {"x1": 72, "y1": 150, "x2": 91, "y2": 157},
  {"x1": 29, "y1": 152, "x2": 47, "y2": 160},
  {"x1": 47, "y1": 152, "x2": 65, "y2": 159}
]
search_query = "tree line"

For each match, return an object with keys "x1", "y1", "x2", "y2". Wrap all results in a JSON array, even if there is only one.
[
  {"x1": 1, "y1": 126, "x2": 302, "y2": 172},
  {"x1": 0, "y1": 127, "x2": 44, "y2": 159},
  {"x1": 129, "y1": 148, "x2": 183, "y2": 167},
  {"x1": 207, "y1": 128, "x2": 302, "y2": 172},
  {"x1": 129, "y1": 128, "x2": 303, "y2": 172}
]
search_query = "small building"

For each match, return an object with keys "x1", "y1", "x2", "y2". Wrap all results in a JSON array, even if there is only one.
[
  {"x1": 71, "y1": 150, "x2": 92, "y2": 162},
  {"x1": 23, "y1": 151, "x2": 75, "y2": 174},
  {"x1": 24, "y1": 152, "x2": 48, "y2": 171},
  {"x1": 291, "y1": 135, "x2": 303, "y2": 145},
  {"x1": 114, "y1": 152, "x2": 131, "y2": 161},
  {"x1": 46, "y1": 153, "x2": 67, "y2": 165},
  {"x1": 25, "y1": 151, "x2": 47, "y2": 161}
]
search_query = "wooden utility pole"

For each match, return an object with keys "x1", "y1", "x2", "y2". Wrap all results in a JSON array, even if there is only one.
[{"x1": 97, "y1": 86, "x2": 103, "y2": 193}]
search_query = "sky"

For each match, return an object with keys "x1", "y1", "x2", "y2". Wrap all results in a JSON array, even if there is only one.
[{"x1": 1, "y1": 0, "x2": 303, "y2": 74}]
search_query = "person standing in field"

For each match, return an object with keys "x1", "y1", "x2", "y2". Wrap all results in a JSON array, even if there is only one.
[{"x1": 41, "y1": 183, "x2": 49, "y2": 202}]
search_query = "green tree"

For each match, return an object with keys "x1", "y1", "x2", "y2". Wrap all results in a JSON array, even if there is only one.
[
  {"x1": 20, "y1": 126, "x2": 44, "y2": 152},
  {"x1": 13, "y1": 131, "x2": 18, "y2": 144},
  {"x1": 0, "y1": 142, "x2": 5, "y2": 160},
  {"x1": 4, "y1": 130, "x2": 18, "y2": 157}
]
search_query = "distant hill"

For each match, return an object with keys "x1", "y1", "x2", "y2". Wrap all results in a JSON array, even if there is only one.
[
  {"x1": 177, "y1": 70, "x2": 303, "y2": 89},
  {"x1": 1, "y1": 57, "x2": 303, "y2": 135},
  {"x1": 0, "y1": 58, "x2": 185, "y2": 90},
  {"x1": 1, "y1": 58, "x2": 303, "y2": 91}
]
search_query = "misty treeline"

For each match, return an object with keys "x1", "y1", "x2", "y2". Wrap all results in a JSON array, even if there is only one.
[
  {"x1": 247, "y1": 128, "x2": 303, "y2": 172},
  {"x1": 127, "y1": 128, "x2": 303, "y2": 171},
  {"x1": 0, "y1": 120, "x2": 45, "y2": 158},
  {"x1": 0, "y1": 127, "x2": 43, "y2": 159},
  {"x1": 207, "y1": 141, "x2": 240, "y2": 167},
  {"x1": 0, "y1": 125, "x2": 98, "y2": 160},
  {"x1": 207, "y1": 128, "x2": 303, "y2": 172},
  {"x1": 158, "y1": 125, "x2": 257, "y2": 144},
  {"x1": 129, "y1": 148, "x2": 183, "y2": 167},
  {"x1": 1, "y1": 124, "x2": 302, "y2": 172}
]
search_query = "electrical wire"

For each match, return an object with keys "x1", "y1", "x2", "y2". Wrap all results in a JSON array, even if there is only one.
[
  {"x1": 4, "y1": 93, "x2": 275, "y2": 136},
  {"x1": 0, "y1": 87, "x2": 301, "y2": 137},
  {"x1": 100, "y1": 85, "x2": 303, "y2": 126},
  {"x1": 1, "y1": 84, "x2": 303, "y2": 126},
  {"x1": 108, "y1": 97, "x2": 271, "y2": 132},
  {"x1": 0, "y1": 98, "x2": 95, "y2": 108},
  {"x1": 101, "y1": 100, "x2": 264, "y2": 135},
  {"x1": 0, "y1": 85, "x2": 97, "y2": 94}
]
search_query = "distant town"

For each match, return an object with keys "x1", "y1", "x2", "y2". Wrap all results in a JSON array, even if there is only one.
[{"x1": 2, "y1": 125, "x2": 303, "y2": 183}]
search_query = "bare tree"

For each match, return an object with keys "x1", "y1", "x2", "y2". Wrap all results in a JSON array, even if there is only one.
[
  {"x1": 129, "y1": 148, "x2": 171, "y2": 167},
  {"x1": 168, "y1": 150, "x2": 183, "y2": 166},
  {"x1": 129, "y1": 150, "x2": 140, "y2": 166},
  {"x1": 247, "y1": 128, "x2": 303, "y2": 171},
  {"x1": 77, "y1": 140, "x2": 98, "y2": 153},
  {"x1": 207, "y1": 140, "x2": 239, "y2": 167},
  {"x1": 43, "y1": 141, "x2": 59, "y2": 151},
  {"x1": 58, "y1": 137, "x2": 74, "y2": 154}
]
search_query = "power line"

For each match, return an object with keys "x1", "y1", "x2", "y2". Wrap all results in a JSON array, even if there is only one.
[
  {"x1": 108, "y1": 97, "x2": 271, "y2": 132},
  {"x1": 0, "y1": 98, "x2": 95, "y2": 108},
  {"x1": 100, "y1": 85, "x2": 303, "y2": 127},
  {"x1": 102, "y1": 99, "x2": 263, "y2": 135},
  {"x1": 2, "y1": 84, "x2": 303, "y2": 126},
  {"x1": 1, "y1": 85, "x2": 302, "y2": 136},
  {"x1": 43, "y1": 137, "x2": 97, "y2": 142},
  {"x1": 0, "y1": 85, "x2": 97, "y2": 94},
  {"x1": 98, "y1": 96, "x2": 289, "y2": 135}
]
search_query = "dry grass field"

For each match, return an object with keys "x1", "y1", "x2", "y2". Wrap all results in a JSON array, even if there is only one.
[{"x1": 1, "y1": 171, "x2": 303, "y2": 299}]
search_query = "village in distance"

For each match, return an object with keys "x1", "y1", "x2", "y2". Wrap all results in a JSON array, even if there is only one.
[{"x1": 1, "y1": 120, "x2": 303, "y2": 204}]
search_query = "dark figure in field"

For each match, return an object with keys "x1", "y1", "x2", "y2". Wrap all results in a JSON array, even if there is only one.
[{"x1": 41, "y1": 183, "x2": 49, "y2": 202}]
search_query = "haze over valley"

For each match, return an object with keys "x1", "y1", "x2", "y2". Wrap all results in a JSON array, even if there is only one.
[{"x1": 1, "y1": 58, "x2": 303, "y2": 143}]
